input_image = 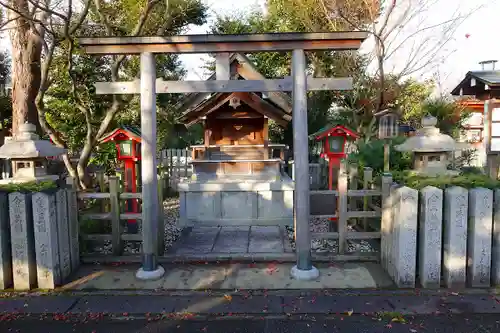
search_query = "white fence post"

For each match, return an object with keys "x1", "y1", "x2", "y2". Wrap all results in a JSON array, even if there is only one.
[
  {"x1": 443, "y1": 186, "x2": 468, "y2": 288},
  {"x1": 467, "y1": 188, "x2": 493, "y2": 287},
  {"x1": 418, "y1": 186, "x2": 443, "y2": 288}
]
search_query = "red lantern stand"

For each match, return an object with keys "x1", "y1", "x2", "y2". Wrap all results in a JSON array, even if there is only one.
[
  {"x1": 100, "y1": 126, "x2": 142, "y2": 234},
  {"x1": 314, "y1": 125, "x2": 359, "y2": 223}
]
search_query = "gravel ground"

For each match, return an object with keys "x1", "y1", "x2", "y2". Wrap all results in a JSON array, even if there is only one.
[
  {"x1": 285, "y1": 217, "x2": 376, "y2": 254},
  {"x1": 89, "y1": 197, "x2": 181, "y2": 255},
  {"x1": 89, "y1": 198, "x2": 375, "y2": 255}
]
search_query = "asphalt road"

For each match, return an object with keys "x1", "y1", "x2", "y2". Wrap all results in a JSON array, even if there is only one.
[{"x1": 1, "y1": 315, "x2": 499, "y2": 333}]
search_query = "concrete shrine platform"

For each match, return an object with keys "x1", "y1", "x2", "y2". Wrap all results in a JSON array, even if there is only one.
[
  {"x1": 178, "y1": 179, "x2": 294, "y2": 227},
  {"x1": 61, "y1": 262, "x2": 393, "y2": 290}
]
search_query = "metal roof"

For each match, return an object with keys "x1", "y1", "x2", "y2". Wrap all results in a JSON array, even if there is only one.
[
  {"x1": 176, "y1": 53, "x2": 292, "y2": 126},
  {"x1": 451, "y1": 71, "x2": 500, "y2": 95},
  {"x1": 100, "y1": 125, "x2": 142, "y2": 143},
  {"x1": 309, "y1": 125, "x2": 359, "y2": 140},
  {"x1": 469, "y1": 71, "x2": 500, "y2": 85}
]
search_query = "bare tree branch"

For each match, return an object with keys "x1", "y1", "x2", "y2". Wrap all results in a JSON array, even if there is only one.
[
  {"x1": 27, "y1": 0, "x2": 67, "y2": 21},
  {"x1": 0, "y1": 0, "x2": 54, "y2": 36}
]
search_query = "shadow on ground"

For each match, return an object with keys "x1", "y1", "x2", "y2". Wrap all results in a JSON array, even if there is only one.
[{"x1": 61, "y1": 262, "x2": 393, "y2": 290}]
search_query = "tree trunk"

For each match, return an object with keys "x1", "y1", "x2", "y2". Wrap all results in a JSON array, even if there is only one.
[{"x1": 8, "y1": 0, "x2": 43, "y2": 136}]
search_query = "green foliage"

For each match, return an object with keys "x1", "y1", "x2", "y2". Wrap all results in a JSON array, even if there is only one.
[
  {"x1": 0, "y1": 94, "x2": 12, "y2": 131},
  {"x1": 421, "y1": 98, "x2": 470, "y2": 139},
  {"x1": 43, "y1": 0, "x2": 208, "y2": 181},
  {"x1": 347, "y1": 137, "x2": 412, "y2": 174},
  {"x1": 332, "y1": 76, "x2": 434, "y2": 141},
  {"x1": 396, "y1": 79, "x2": 435, "y2": 123},
  {"x1": 0, "y1": 181, "x2": 57, "y2": 193},
  {"x1": 0, "y1": 51, "x2": 12, "y2": 133},
  {"x1": 80, "y1": 218, "x2": 111, "y2": 235},
  {"x1": 90, "y1": 142, "x2": 118, "y2": 174},
  {"x1": 393, "y1": 170, "x2": 500, "y2": 190}
]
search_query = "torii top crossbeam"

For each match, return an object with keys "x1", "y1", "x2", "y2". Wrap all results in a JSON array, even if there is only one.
[{"x1": 79, "y1": 32, "x2": 367, "y2": 54}]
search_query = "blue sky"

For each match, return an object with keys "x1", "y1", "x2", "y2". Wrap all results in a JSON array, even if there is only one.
[{"x1": 180, "y1": 0, "x2": 500, "y2": 94}]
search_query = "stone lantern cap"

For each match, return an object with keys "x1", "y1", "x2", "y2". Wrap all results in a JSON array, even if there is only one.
[
  {"x1": 0, "y1": 122, "x2": 67, "y2": 159},
  {"x1": 395, "y1": 116, "x2": 467, "y2": 153}
]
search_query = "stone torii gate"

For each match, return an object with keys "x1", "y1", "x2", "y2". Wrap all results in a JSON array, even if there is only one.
[{"x1": 78, "y1": 32, "x2": 368, "y2": 280}]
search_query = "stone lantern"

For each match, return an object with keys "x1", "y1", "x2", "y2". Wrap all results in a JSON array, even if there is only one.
[
  {"x1": 0, "y1": 123, "x2": 67, "y2": 184},
  {"x1": 394, "y1": 116, "x2": 466, "y2": 175}
]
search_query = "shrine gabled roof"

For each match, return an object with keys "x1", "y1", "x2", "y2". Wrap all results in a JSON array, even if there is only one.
[
  {"x1": 310, "y1": 125, "x2": 359, "y2": 141},
  {"x1": 100, "y1": 125, "x2": 141, "y2": 143},
  {"x1": 451, "y1": 70, "x2": 500, "y2": 95},
  {"x1": 176, "y1": 53, "x2": 292, "y2": 126}
]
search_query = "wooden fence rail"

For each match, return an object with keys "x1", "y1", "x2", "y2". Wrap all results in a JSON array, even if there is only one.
[
  {"x1": 309, "y1": 163, "x2": 388, "y2": 258},
  {"x1": 77, "y1": 176, "x2": 164, "y2": 256}
]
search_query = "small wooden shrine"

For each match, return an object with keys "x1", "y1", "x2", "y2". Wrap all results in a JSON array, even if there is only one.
[
  {"x1": 100, "y1": 125, "x2": 142, "y2": 233},
  {"x1": 178, "y1": 53, "x2": 290, "y2": 181},
  {"x1": 177, "y1": 53, "x2": 293, "y2": 227}
]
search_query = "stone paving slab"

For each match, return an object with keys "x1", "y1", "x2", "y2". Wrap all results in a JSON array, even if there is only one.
[
  {"x1": 281, "y1": 295, "x2": 393, "y2": 314},
  {"x1": 248, "y1": 226, "x2": 283, "y2": 253},
  {"x1": 65, "y1": 263, "x2": 393, "y2": 290},
  {"x1": 72, "y1": 295, "x2": 178, "y2": 314},
  {"x1": 219, "y1": 262, "x2": 392, "y2": 289},
  {"x1": 0, "y1": 296, "x2": 78, "y2": 313},
  {"x1": 162, "y1": 266, "x2": 235, "y2": 290},
  {"x1": 212, "y1": 227, "x2": 249, "y2": 253},
  {"x1": 174, "y1": 227, "x2": 220, "y2": 254},
  {"x1": 173, "y1": 295, "x2": 283, "y2": 314}
]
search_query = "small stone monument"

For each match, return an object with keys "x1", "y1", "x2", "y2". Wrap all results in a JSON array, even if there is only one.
[
  {"x1": 0, "y1": 123, "x2": 67, "y2": 184},
  {"x1": 395, "y1": 116, "x2": 466, "y2": 175}
]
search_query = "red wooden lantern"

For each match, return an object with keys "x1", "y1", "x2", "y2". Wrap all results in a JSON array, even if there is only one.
[
  {"x1": 314, "y1": 125, "x2": 359, "y2": 190},
  {"x1": 100, "y1": 125, "x2": 142, "y2": 234}
]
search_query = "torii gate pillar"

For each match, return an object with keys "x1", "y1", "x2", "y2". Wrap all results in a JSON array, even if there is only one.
[
  {"x1": 136, "y1": 52, "x2": 164, "y2": 280},
  {"x1": 291, "y1": 49, "x2": 319, "y2": 280}
]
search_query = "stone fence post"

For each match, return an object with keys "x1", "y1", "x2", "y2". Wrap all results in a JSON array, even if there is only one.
[
  {"x1": 418, "y1": 186, "x2": 443, "y2": 288},
  {"x1": 56, "y1": 188, "x2": 71, "y2": 281},
  {"x1": 0, "y1": 191, "x2": 12, "y2": 289},
  {"x1": 493, "y1": 189, "x2": 500, "y2": 286},
  {"x1": 32, "y1": 190, "x2": 61, "y2": 289},
  {"x1": 443, "y1": 186, "x2": 468, "y2": 288},
  {"x1": 9, "y1": 192, "x2": 36, "y2": 290},
  {"x1": 389, "y1": 186, "x2": 418, "y2": 288},
  {"x1": 467, "y1": 188, "x2": 493, "y2": 288}
]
